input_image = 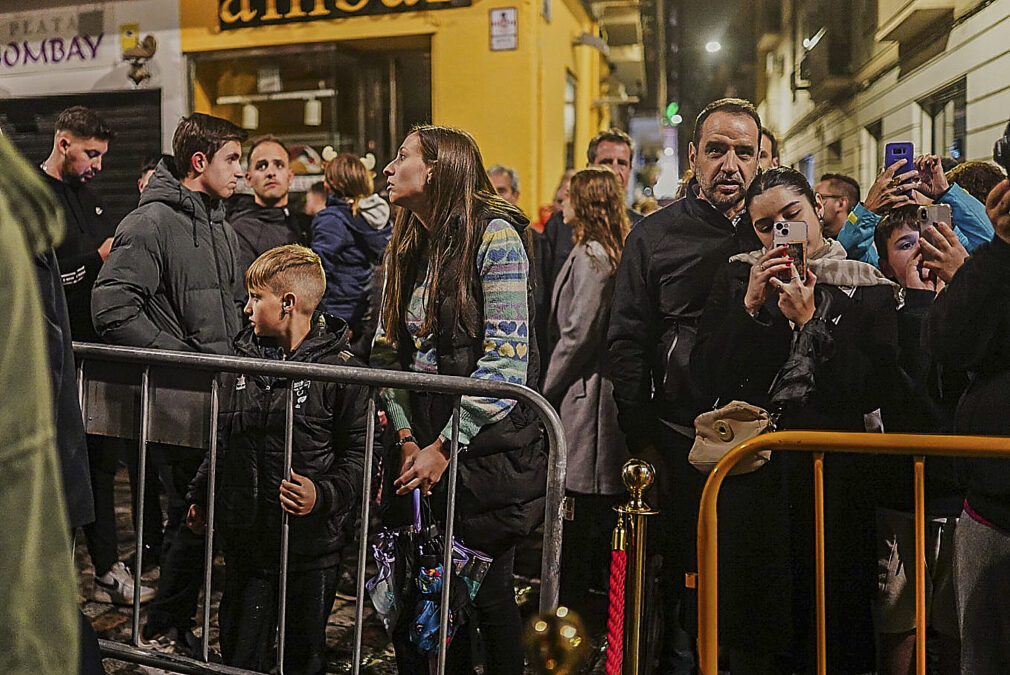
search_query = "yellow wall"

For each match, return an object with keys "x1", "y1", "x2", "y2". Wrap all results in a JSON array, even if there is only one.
[{"x1": 179, "y1": 0, "x2": 605, "y2": 216}]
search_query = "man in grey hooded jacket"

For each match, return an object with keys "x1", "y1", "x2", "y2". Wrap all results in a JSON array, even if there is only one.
[{"x1": 91, "y1": 113, "x2": 248, "y2": 646}]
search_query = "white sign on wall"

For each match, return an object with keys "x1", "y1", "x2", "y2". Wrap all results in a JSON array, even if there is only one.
[{"x1": 490, "y1": 8, "x2": 517, "y2": 52}]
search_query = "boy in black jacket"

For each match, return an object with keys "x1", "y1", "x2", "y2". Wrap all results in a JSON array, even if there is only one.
[
  {"x1": 874, "y1": 206, "x2": 971, "y2": 674},
  {"x1": 186, "y1": 245, "x2": 373, "y2": 674}
]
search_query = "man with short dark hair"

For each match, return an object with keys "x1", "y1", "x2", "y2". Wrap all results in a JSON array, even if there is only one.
[
  {"x1": 227, "y1": 135, "x2": 304, "y2": 272},
  {"x1": 759, "y1": 126, "x2": 779, "y2": 170},
  {"x1": 40, "y1": 106, "x2": 115, "y2": 343},
  {"x1": 815, "y1": 173, "x2": 860, "y2": 238},
  {"x1": 138, "y1": 154, "x2": 173, "y2": 194},
  {"x1": 607, "y1": 97, "x2": 764, "y2": 670},
  {"x1": 93, "y1": 112, "x2": 248, "y2": 647},
  {"x1": 488, "y1": 164, "x2": 521, "y2": 206}
]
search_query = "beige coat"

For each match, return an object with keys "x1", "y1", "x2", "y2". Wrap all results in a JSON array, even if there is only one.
[{"x1": 542, "y1": 241, "x2": 629, "y2": 495}]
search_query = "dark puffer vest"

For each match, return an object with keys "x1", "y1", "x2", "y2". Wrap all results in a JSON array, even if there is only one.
[
  {"x1": 187, "y1": 313, "x2": 376, "y2": 570},
  {"x1": 400, "y1": 208, "x2": 547, "y2": 556}
]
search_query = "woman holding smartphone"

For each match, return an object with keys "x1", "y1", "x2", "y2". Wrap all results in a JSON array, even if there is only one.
[
  {"x1": 541, "y1": 167, "x2": 630, "y2": 616},
  {"x1": 691, "y1": 167, "x2": 901, "y2": 674},
  {"x1": 370, "y1": 125, "x2": 545, "y2": 674}
]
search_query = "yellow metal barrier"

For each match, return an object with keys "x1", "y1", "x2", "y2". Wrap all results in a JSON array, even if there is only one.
[{"x1": 696, "y1": 430, "x2": 1010, "y2": 675}]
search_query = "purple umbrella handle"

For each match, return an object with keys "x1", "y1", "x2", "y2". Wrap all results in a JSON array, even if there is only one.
[{"x1": 412, "y1": 488, "x2": 422, "y2": 532}]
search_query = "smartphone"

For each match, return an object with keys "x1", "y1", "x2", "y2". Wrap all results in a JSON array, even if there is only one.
[
  {"x1": 885, "y1": 142, "x2": 916, "y2": 195},
  {"x1": 917, "y1": 203, "x2": 952, "y2": 263},
  {"x1": 772, "y1": 221, "x2": 808, "y2": 282}
]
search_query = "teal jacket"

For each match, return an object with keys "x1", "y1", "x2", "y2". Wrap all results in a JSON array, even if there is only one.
[{"x1": 838, "y1": 183, "x2": 994, "y2": 267}]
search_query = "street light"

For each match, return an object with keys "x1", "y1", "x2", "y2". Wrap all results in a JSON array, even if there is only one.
[{"x1": 705, "y1": 40, "x2": 721, "y2": 53}]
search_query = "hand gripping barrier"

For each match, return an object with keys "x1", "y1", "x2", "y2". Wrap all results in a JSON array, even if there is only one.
[
  {"x1": 73, "y1": 342, "x2": 567, "y2": 675},
  {"x1": 696, "y1": 430, "x2": 1010, "y2": 675}
]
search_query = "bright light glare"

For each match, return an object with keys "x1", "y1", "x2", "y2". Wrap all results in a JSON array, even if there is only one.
[
  {"x1": 664, "y1": 147, "x2": 674, "y2": 157},
  {"x1": 671, "y1": 114, "x2": 683, "y2": 125},
  {"x1": 705, "y1": 40, "x2": 721, "y2": 53}
]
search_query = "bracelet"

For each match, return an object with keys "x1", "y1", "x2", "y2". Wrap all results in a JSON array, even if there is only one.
[{"x1": 394, "y1": 434, "x2": 418, "y2": 449}]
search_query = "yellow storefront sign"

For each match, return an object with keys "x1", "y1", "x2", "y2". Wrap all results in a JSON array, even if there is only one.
[{"x1": 218, "y1": 0, "x2": 465, "y2": 28}]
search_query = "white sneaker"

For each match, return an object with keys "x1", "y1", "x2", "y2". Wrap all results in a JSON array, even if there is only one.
[{"x1": 92, "y1": 561, "x2": 155, "y2": 605}]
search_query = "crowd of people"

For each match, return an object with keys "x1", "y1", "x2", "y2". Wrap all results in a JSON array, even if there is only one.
[{"x1": 4, "y1": 95, "x2": 1010, "y2": 675}]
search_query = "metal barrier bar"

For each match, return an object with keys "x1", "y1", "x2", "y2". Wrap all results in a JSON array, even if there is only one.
[
  {"x1": 202, "y1": 380, "x2": 220, "y2": 662},
  {"x1": 132, "y1": 366, "x2": 151, "y2": 647},
  {"x1": 99, "y1": 639, "x2": 262, "y2": 675},
  {"x1": 914, "y1": 456, "x2": 926, "y2": 673},
  {"x1": 697, "y1": 430, "x2": 1010, "y2": 675},
  {"x1": 276, "y1": 386, "x2": 295, "y2": 674},
  {"x1": 436, "y1": 399, "x2": 463, "y2": 675},
  {"x1": 812, "y1": 453, "x2": 826, "y2": 675},
  {"x1": 351, "y1": 391, "x2": 377, "y2": 675},
  {"x1": 74, "y1": 342, "x2": 567, "y2": 672}
]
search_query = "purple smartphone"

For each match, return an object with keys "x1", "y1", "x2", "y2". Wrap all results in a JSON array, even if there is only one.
[{"x1": 884, "y1": 142, "x2": 915, "y2": 194}]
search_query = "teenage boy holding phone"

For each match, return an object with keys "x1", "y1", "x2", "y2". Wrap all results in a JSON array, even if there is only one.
[{"x1": 186, "y1": 245, "x2": 373, "y2": 673}]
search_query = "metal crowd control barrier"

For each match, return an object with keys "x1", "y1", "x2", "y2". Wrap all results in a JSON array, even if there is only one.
[
  {"x1": 696, "y1": 430, "x2": 1010, "y2": 675},
  {"x1": 73, "y1": 342, "x2": 567, "y2": 675}
]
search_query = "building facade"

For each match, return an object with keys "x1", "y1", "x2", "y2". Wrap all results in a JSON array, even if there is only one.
[
  {"x1": 0, "y1": 1, "x2": 187, "y2": 224},
  {"x1": 755, "y1": 0, "x2": 1010, "y2": 194},
  {"x1": 179, "y1": 0, "x2": 632, "y2": 216}
]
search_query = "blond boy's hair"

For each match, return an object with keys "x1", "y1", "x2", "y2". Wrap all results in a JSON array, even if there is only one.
[{"x1": 245, "y1": 245, "x2": 325, "y2": 313}]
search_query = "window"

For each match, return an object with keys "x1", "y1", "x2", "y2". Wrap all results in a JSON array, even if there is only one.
[
  {"x1": 564, "y1": 73, "x2": 577, "y2": 170},
  {"x1": 918, "y1": 78, "x2": 966, "y2": 160},
  {"x1": 799, "y1": 155, "x2": 815, "y2": 185},
  {"x1": 861, "y1": 119, "x2": 882, "y2": 192}
]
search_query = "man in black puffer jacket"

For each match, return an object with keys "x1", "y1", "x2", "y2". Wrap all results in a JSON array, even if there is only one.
[
  {"x1": 92, "y1": 113, "x2": 248, "y2": 646},
  {"x1": 185, "y1": 246, "x2": 374, "y2": 673},
  {"x1": 606, "y1": 98, "x2": 763, "y2": 669}
]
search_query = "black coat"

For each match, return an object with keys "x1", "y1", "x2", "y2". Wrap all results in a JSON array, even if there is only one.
[
  {"x1": 92, "y1": 161, "x2": 246, "y2": 355},
  {"x1": 691, "y1": 260, "x2": 899, "y2": 671},
  {"x1": 226, "y1": 193, "x2": 306, "y2": 273},
  {"x1": 607, "y1": 183, "x2": 762, "y2": 452},
  {"x1": 187, "y1": 314, "x2": 374, "y2": 570},
  {"x1": 41, "y1": 170, "x2": 114, "y2": 343},
  {"x1": 925, "y1": 235, "x2": 1010, "y2": 530},
  {"x1": 34, "y1": 249, "x2": 95, "y2": 530}
]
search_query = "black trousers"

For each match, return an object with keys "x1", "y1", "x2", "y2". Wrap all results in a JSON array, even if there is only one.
[
  {"x1": 559, "y1": 492, "x2": 622, "y2": 629},
  {"x1": 81, "y1": 435, "x2": 164, "y2": 576},
  {"x1": 145, "y1": 446, "x2": 205, "y2": 634},
  {"x1": 394, "y1": 547, "x2": 523, "y2": 675},
  {"x1": 219, "y1": 555, "x2": 339, "y2": 675}
]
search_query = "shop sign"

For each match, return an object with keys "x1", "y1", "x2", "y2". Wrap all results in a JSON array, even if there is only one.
[
  {"x1": 489, "y1": 7, "x2": 517, "y2": 51},
  {"x1": 219, "y1": 0, "x2": 470, "y2": 29},
  {"x1": 1, "y1": 8, "x2": 108, "y2": 74}
]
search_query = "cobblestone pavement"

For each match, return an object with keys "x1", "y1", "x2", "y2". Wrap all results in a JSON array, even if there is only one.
[{"x1": 77, "y1": 468, "x2": 608, "y2": 674}]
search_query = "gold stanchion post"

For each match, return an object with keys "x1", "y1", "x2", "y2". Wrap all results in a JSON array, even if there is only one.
[{"x1": 616, "y1": 459, "x2": 658, "y2": 674}]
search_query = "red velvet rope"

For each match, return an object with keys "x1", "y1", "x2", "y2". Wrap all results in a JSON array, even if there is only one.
[{"x1": 605, "y1": 548, "x2": 626, "y2": 675}]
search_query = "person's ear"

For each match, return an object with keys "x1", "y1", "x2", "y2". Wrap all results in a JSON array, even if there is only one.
[
  {"x1": 688, "y1": 142, "x2": 698, "y2": 172},
  {"x1": 191, "y1": 152, "x2": 207, "y2": 175},
  {"x1": 282, "y1": 293, "x2": 296, "y2": 314},
  {"x1": 814, "y1": 192, "x2": 825, "y2": 220},
  {"x1": 57, "y1": 135, "x2": 71, "y2": 155}
]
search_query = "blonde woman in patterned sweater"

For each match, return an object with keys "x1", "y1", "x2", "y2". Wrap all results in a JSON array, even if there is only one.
[{"x1": 370, "y1": 125, "x2": 545, "y2": 674}]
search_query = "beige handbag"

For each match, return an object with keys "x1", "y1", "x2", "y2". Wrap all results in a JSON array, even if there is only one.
[{"x1": 689, "y1": 401, "x2": 775, "y2": 475}]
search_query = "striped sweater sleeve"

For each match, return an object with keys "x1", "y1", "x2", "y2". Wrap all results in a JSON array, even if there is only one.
[{"x1": 441, "y1": 219, "x2": 530, "y2": 445}]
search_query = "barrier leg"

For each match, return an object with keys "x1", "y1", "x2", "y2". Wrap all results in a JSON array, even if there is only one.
[
  {"x1": 813, "y1": 453, "x2": 826, "y2": 675},
  {"x1": 914, "y1": 457, "x2": 926, "y2": 675},
  {"x1": 351, "y1": 392, "x2": 377, "y2": 675},
  {"x1": 201, "y1": 379, "x2": 219, "y2": 662},
  {"x1": 276, "y1": 386, "x2": 295, "y2": 674},
  {"x1": 435, "y1": 399, "x2": 462, "y2": 675},
  {"x1": 133, "y1": 366, "x2": 151, "y2": 647}
]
